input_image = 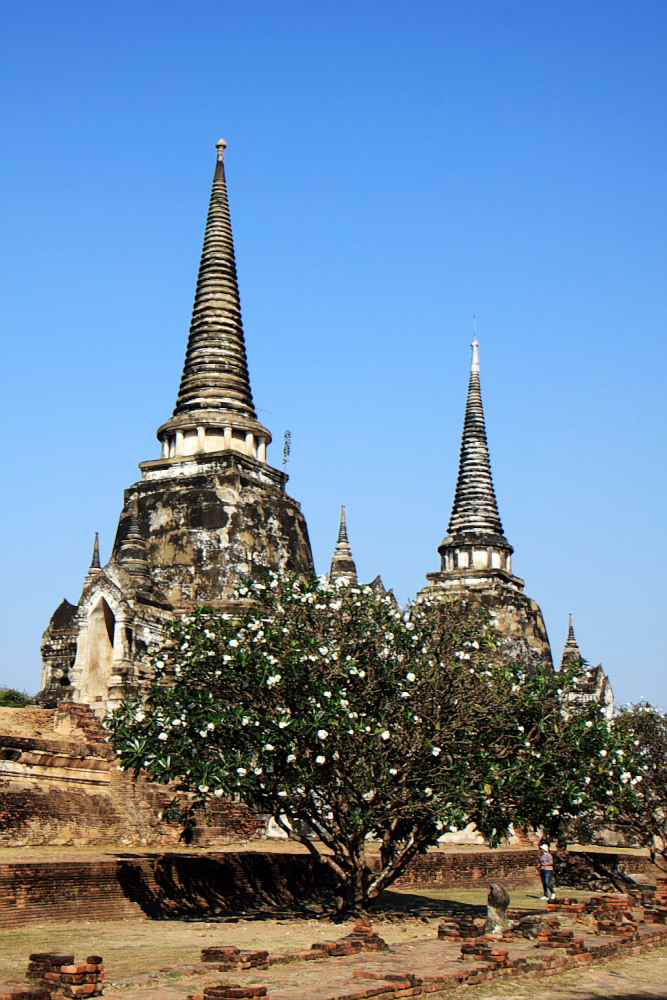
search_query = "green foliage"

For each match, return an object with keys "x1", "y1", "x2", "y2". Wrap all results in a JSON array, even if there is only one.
[
  {"x1": 107, "y1": 574, "x2": 626, "y2": 914},
  {"x1": 0, "y1": 687, "x2": 34, "y2": 707},
  {"x1": 608, "y1": 703, "x2": 667, "y2": 871}
]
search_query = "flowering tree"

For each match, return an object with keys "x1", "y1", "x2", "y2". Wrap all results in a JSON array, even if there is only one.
[
  {"x1": 605, "y1": 704, "x2": 667, "y2": 873},
  {"x1": 107, "y1": 575, "x2": 628, "y2": 916}
]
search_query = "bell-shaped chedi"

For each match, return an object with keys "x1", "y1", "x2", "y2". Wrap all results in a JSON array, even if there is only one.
[
  {"x1": 328, "y1": 506, "x2": 359, "y2": 586},
  {"x1": 39, "y1": 141, "x2": 314, "y2": 715},
  {"x1": 419, "y1": 339, "x2": 552, "y2": 669}
]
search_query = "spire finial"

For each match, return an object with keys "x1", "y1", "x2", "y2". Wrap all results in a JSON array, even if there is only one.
[
  {"x1": 329, "y1": 505, "x2": 358, "y2": 585},
  {"x1": 216, "y1": 137, "x2": 227, "y2": 162},
  {"x1": 447, "y1": 331, "x2": 504, "y2": 538},
  {"x1": 90, "y1": 531, "x2": 101, "y2": 570}
]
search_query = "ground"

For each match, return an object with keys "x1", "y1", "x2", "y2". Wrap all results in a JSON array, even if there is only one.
[{"x1": 2, "y1": 885, "x2": 666, "y2": 999}]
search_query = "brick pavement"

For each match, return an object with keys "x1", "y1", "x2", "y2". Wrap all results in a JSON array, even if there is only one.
[{"x1": 90, "y1": 919, "x2": 667, "y2": 1000}]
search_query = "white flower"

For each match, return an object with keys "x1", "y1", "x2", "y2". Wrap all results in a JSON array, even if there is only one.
[
  {"x1": 198, "y1": 785, "x2": 209, "y2": 793},
  {"x1": 599, "y1": 749, "x2": 608, "y2": 757},
  {"x1": 207, "y1": 722, "x2": 215, "y2": 730},
  {"x1": 317, "y1": 729, "x2": 329, "y2": 740},
  {"x1": 400, "y1": 692, "x2": 410, "y2": 699},
  {"x1": 287, "y1": 754, "x2": 296, "y2": 763},
  {"x1": 236, "y1": 767, "x2": 247, "y2": 775},
  {"x1": 267, "y1": 674, "x2": 282, "y2": 687},
  {"x1": 340, "y1": 699, "x2": 349, "y2": 708},
  {"x1": 518, "y1": 725, "x2": 524, "y2": 732},
  {"x1": 228, "y1": 639, "x2": 239, "y2": 648},
  {"x1": 586, "y1": 720, "x2": 593, "y2": 728},
  {"x1": 135, "y1": 711, "x2": 146, "y2": 722},
  {"x1": 381, "y1": 730, "x2": 390, "y2": 740},
  {"x1": 431, "y1": 746, "x2": 442, "y2": 756},
  {"x1": 389, "y1": 768, "x2": 398, "y2": 775},
  {"x1": 323, "y1": 691, "x2": 332, "y2": 699},
  {"x1": 278, "y1": 720, "x2": 290, "y2": 729},
  {"x1": 241, "y1": 716, "x2": 250, "y2": 726},
  {"x1": 158, "y1": 733, "x2": 168, "y2": 741},
  {"x1": 412, "y1": 715, "x2": 421, "y2": 723},
  {"x1": 406, "y1": 622, "x2": 415, "y2": 630},
  {"x1": 362, "y1": 790, "x2": 375, "y2": 801},
  {"x1": 315, "y1": 755, "x2": 326, "y2": 764},
  {"x1": 621, "y1": 771, "x2": 632, "y2": 784},
  {"x1": 213, "y1": 789, "x2": 224, "y2": 797},
  {"x1": 278, "y1": 790, "x2": 288, "y2": 798},
  {"x1": 319, "y1": 647, "x2": 329, "y2": 655},
  {"x1": 254, "y1": 767, "x2": 263, "y2": 775},
  {"x1": 424, "y1": 787, "x2": 433, "y2": 797},
  {"x1": 358, "y1": 670, "x2": 366, "y2": 678},
  {"x1": 406, "y1": 673, "x2": 416, "y2": 682},
  {"x1": 264, "y1": 743, "x2": 275, "y2": 751}
]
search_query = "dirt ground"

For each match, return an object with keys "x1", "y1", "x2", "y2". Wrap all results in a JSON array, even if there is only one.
[
  {"x1": 463, "y1": 947, "x2": 667, "y2": 999},
  {"x1": 0, "y1": 885, "x2": 645, "y2": 982}
]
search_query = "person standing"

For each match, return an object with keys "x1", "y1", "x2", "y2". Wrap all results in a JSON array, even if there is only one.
[{"x1": 538, "y1": 842, "x2": 556, "y2": 900}]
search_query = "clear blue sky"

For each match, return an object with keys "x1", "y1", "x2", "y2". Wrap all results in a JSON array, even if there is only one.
[{"x1": 0, "y1": 1, "x2": 665, "y2": 705}]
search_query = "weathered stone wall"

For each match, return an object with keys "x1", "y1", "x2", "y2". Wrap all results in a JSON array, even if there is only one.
[
  {"x1": 421, "y1": 574, "x2": 553, "y2": 670},
  {"x1": 130, "y1": 453, "x2": 314, "y2": 607}
]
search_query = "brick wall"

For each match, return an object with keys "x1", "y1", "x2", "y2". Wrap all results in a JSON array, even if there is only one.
[
  {"x1": 0, "y1": 848, "x2": 659, "y2": 927},
  {"x1": 389, "y1": 849, "x2": 540, "y2": 889}
]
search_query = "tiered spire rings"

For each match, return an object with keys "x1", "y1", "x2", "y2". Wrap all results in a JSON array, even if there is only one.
[
  {"x1": 447, "y1": 340, "x2": 504, "y2": 538},
  {"x1": 329, "y1": 505, "x2": 358, "y2": 585},
  {"x1": 561, "y1": 614, "x2": 582, "y2": 665},
  {"x1": 156, "y1": 140, "x2": 271, "y2": 465},
  {"x1": 438, "y1": 338, "x2": 514, "y2": 578}
]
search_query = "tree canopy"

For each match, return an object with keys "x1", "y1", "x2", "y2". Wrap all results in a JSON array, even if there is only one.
[
  {"x1": 608, "y1": 703, "x2": 667, "y2": 873},
  {"x1": 107, "y1": 574, "x2": 634, "y2": 915}
]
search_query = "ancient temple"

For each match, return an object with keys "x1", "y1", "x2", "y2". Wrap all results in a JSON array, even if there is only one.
[
  {"x1": 561, "y1": 615, "x2": 614, "y2": 719},
  {"x1": 39, "y1": 140, "x2": 314, "y2": 715},
  {"x1": 419, "y1": 339, "x2": 553, "y2": 668}
]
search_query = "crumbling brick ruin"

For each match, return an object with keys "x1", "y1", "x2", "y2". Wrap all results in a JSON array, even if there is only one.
[{"x1": 0, "y1": 702, "x2": 260, "y2": 848}]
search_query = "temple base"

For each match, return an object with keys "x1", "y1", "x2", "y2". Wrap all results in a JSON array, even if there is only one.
[{"x1": 420, "y1": 570, "x2": 553, "y2": 670}]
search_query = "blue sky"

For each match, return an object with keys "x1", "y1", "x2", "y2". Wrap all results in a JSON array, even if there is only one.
[{"x1": 0, "y1": 1, "x2": 665, "y2": 705}]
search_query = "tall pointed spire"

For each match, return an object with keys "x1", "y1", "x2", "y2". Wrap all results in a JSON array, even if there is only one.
[
  {"x1": 155, "y1": 140, "x2": 272, "y2": 467},
  {"x1": 561, "y1": 614, "x2": 581, "y2": 665},
  {"x1": 329, "y1": 505, "x2": 358, "y2": 585},
  {"x1": 174, "y1": 139, "x2": 255, "y2": 418},
  {"x1": 448, "y1": 339, "x2": 504, "y2": 538},
  {"x1": 90, "y1": 532, "x2": 101, "y2": 569}
]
